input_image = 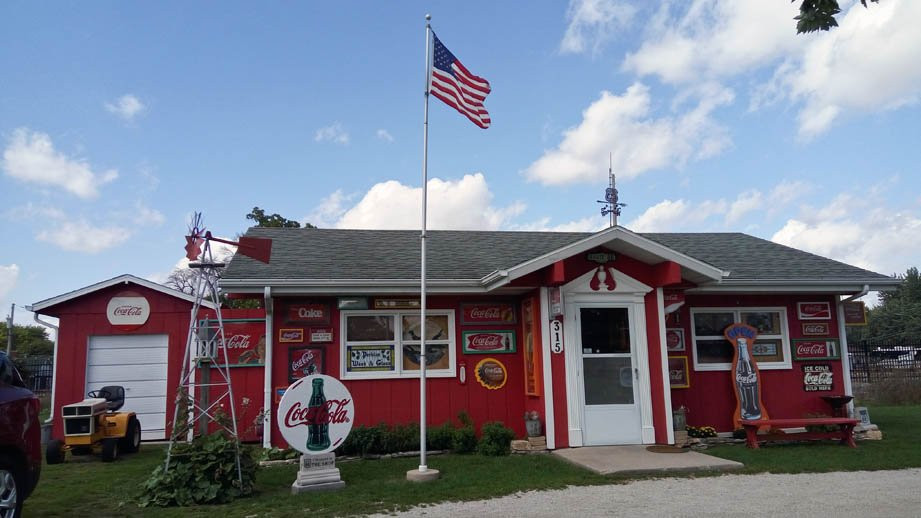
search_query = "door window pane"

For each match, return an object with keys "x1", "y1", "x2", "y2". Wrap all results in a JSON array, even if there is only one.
[
  {"x1": 580, "y1": 308, "x2": 630, "y2": 355},
  {"x1": 583, "y1": 357, "x2": 634, "y2": 405},
  {"x1": 346, "y1": 316, "x2": 395, "y2": 341}
]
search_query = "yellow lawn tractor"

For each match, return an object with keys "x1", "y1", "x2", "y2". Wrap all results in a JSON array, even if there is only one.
[{"x1": 45, "y1": 385, "x2": 142, "y2": 463}]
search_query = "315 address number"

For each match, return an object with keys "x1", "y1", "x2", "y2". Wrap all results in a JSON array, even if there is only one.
[{"x1": 550, "y1": 320, "x2": 564, "y2": 354}]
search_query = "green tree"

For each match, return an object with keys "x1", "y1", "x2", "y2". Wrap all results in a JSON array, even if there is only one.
[
  {"x1": 794, "y1": 0, "x2": 878, "y2": 34},
  {"x1": 0, "y1": 322, "x2": 54, "y2": 357},
  {"x1": 864, "y1": 267, "x2": 921, "y2": 340},
  {"x1": 245, "y1": 206, "x2": 314, "y2": 228}
]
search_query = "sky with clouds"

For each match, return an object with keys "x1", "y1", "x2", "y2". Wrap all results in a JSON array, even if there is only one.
[{"x1": 2, "y1": 0, "x2": 920, "y2": 327}]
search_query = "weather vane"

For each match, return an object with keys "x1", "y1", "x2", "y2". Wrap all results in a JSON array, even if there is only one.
[{"x1": 597, "y1": 154, "x2": 626, "y2": 227}]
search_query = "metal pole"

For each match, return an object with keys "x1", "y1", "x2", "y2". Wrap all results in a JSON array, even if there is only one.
[
  {"x1": 6, "y1": 304, "x2": 14, "y2": 355},
  {"x1": 418, "y1": 13, "x2": 432, "y2": 474}
]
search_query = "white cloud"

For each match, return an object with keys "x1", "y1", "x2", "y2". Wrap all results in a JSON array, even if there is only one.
[
  {"x1": 313, "y1": 173, "x2": 526, "y2": 230},
  {"x1": 725, "y1": 189, "x2": 763, "y2": 225},
  {"x1": 560, "y1": 0, "x2": 636, "y2": 55},
  {"x1": 626, "y1": 198, "x2": 729, "y2": 232},
  {"x1": 104, "y1": 94, "x2": 146, "y2": 121},
  {"x1": 2, "y1": 128, "x2": 118, "y2": 198},
  {"x1": 510, "y1": 216, "x2": 604, "y2": 233},
  {"x1": 771, "y1": 194, "x2": 921, "y2": 275},
  {"x1": 314, "y1": 123, "x2": 350, "y2": 145},
  {"x1": 305, "y1": 190, "x2": 351, "y2": 228},
  {"x1": 773, "y1": 0, "x2": 921, "y2": 139},
  {"x1": 0, "y1": 264, "x2": 19, "y2": 302},
  {"x1": 622, "y1": 1, "x2": 802, "y2": 84},
  {"x1": 523, "y1": 83, "x2": 733, "y2": 185},
  {"x1": 36, "y1": 220, "x2": 130, "y2": 253},
  {"x1": 375, "y1": 129, "x2": 394, "y2": 143},
  {"x1": 133, "y1": 201, "x2": 165, "y2": 226}
]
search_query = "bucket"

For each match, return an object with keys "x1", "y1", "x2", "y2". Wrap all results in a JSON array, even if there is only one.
[
  {"x1": 525, "y1": 418, "x2": 542, "y2": 437},
  {"x1": 672, "y1": 407, "x2": 687, "y2": 431}
]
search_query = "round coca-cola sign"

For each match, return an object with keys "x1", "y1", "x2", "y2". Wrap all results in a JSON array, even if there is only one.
[
  {"x1": 106, "y1": 295, "x2": 150, "y2": 328},
  {"x1": 277, "y1": 374, "x2": 354, "y2": 455}
]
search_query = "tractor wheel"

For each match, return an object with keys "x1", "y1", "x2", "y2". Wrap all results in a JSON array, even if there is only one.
[
  {"x1": 45, "y1": 440, "x2": 65, "y2": 465},
  {"x1": 101, "y1": 438, "x2": 119, "y2": 463},
  {"x1": 120, "y1": 417, "x2": 141, "y2": 454}
]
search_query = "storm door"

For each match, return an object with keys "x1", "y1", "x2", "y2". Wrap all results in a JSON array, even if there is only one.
[{"x1": 577, "y1": 306, "x2": 642, "y2": 445}]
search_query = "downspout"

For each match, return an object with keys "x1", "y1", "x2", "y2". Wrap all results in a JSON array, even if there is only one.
[
  {"x1": 837, "y1": 284, "x2": 869, "y2": 417},
  {"x1": 262, "y1": 286, "x2": 274, "y2": 448},
  {"x1": 32, "y1": 312, "x2": 59, "y2": 424}
]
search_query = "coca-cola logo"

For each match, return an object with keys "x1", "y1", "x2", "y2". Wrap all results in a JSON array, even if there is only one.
[
  {"x1": 470, "y1": 308, "x2": 500, "y2": 319},
  {"x1": 799, "y1": 302, "x2": 831, "y2": 319},
  {"x1": 802, "y1": 323, "x2": 829, "y2": 335},
  {"x1": 794, "y1": 340, "x2": 837, "y2": 359},
  {"x1": 804, "y1": 372, "x2": 833, "y2": 384},
  {"x1": 279, "y1": 329, "x2": 304, "y2": 342},
  {"x1": 463, "y1": 303, "x2": 516, "y2": 324},
  {"x1": 224, "y1": 334, "x2": 252, "y2": 349},
  {"x1": 283, "y1": 399, "x2": 352, "y2": 428},
  {"x1": 291, "y1": 350, "x2": 316, "y2": 372},
  {"x1": 468, "y1": 334, "x2": 501, "y2": 349},
  {"x1": 113, "y1": 305, "x2": 143, "y2": 316},
  {"x1": 803, "y1": 364, "x2": 834, "y2": 391},
  {"x1": 106, "y1": 296, "x2": 150, "y2": 327},
  {"x1": 474, "y1": 358, "x2": 507, "y2": 390},
  {"x1": 796, "y1": 343, "x2": 826, "y2": 355}
]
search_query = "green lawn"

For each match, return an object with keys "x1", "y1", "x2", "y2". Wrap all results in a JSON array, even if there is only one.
[{"x1": 27, "y1": 405, "x2": 921, "y2": 517}]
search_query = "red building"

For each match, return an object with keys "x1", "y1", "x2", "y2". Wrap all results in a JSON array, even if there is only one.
[{"x1": 220, "y1": 226, "x2": 899, "y2": 449}]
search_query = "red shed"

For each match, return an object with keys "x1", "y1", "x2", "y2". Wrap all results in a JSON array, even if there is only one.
[{"x1": 221, "y1": 227, "x2": 900, "y2": 450}]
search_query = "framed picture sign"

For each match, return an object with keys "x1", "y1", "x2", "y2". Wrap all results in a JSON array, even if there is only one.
[
  {"x1": 801, "y1": 322, "x2": 830, "y2": 336},
  {"x1": 665, "y1": 328, "x2": 685, "y2": 352},
  {"x1": 288, "y1": 346, "x2": 324, "y2": 383},
  {"x1": 346, "y1": 344, "x2": 395, "y2": 373},
  {"x1": 462, "y1": 330, "x2": 516, "y2": 354},
  {"x1": 797, "y1": 302, "x2": 832, "y2": 320},
  {"x1": 667, "y1": 356, "x2": 690, "y2": 389}
]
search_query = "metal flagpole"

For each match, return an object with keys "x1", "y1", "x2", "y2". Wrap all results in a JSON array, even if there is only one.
[{"x1": 407, "y1": 13, "x2": 439, "y2": 482}]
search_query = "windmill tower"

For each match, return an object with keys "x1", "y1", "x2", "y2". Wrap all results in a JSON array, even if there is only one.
[
  {"x1": 597, "y1": 154, "x2": 626, "y2": 227},
  {"x1": 164, "y1": 213, "x2": 272, "y2": 484}
]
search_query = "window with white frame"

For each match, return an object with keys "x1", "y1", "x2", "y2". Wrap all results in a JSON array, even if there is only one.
[
  {"x1": 690, "y1": 307, "x2": 791, "y2": 371},
  {"x1": 340, "y1": 310, "x2": 456, "y2": 379}
]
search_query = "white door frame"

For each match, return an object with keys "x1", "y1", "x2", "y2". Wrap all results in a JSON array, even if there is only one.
[{"x1": 563, "y1": 268, "x2": 655, "y2": 446}]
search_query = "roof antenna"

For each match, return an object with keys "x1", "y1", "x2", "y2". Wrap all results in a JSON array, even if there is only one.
[{"x1": 597, "y1": 153, "x2": 626, "y2": 227}]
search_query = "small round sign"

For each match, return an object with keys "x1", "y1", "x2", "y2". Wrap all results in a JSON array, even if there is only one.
[
  {"x1": 277, "y1": 374, "x2": 354, "y2": 455},
  {"x1": 474, "y1": 357, "x2": 507, "y2": 390}
]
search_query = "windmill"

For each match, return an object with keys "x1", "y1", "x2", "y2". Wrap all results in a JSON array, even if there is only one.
[{"x1": 164, "y1": 212, "x2": 272, "y2": 484}]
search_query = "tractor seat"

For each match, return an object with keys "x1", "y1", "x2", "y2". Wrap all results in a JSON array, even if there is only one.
[{"x1": 94, "y1": 385, "x2": 125, "y2": 412}]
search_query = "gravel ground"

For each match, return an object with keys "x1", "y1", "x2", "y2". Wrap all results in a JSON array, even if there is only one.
[{"x1": 371, "y1": 469, "x2": 921, "y2": 517}]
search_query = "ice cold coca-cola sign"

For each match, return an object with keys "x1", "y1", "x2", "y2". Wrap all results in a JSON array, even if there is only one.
[
  {"x1": 106, "y1": 296, "x2": 150, "y2": 327},
  {"x1": 802, "y1": 364, "x2": 834, "y2": 392},
  {"x1": 277, "y1": 374, "x2": 354, "y2": 455}
]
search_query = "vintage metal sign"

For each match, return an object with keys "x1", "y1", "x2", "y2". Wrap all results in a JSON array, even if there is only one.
[
  {"x1": 666, "y1": 328, "x2": 685, "y2": 352},
  {"x1": 797, "y1": 302, "x2": 832, "y2": 320},
  {"x1": 474, "y1": 357, "x2": 508, "y2": 390},
  {"x1": 309, "y1": 327, "x2": 333, "y2": 343},
  {"x1": 204, "y1": 318, "x2": 265, "y2": 366},
  {"x1": 106, "y1": 295, "x2": 150, "y2": 328},
  {"x1": 345, "y1": 344, "x2": 395, "y2": 373},
  {"x1": 843, "y1": 301, "x2": 868, "y2": 326},
  {"x1": 277, "y1": 374, "x2": 354, "y2": 455},
  {"x1": 279, "y1": 328, "x2": 304, "y2": 343},
  {"x1": 461, "y1": 303, "x2": 517, "y2": 325},
  {"x1": 801, "y1": 322, "x2": 831, "y2": 336},
  {"x1": 802, "y1": 364, "x2": 834, "y2": 392},
  {"x1": 462, "y1": 330, "x2": 516, "y2": 354},
  {"x1": 287, "y1": 303, "x2": 330, "y2": 324},
  {"x1": 793, "y1": 339, "x2": 839, "y2": 360},
  {"x1": 667, "y1": 356, "x2": 690, "y2": 388}
]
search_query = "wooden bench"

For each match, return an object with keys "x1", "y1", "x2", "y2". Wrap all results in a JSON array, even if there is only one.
[{"x1": 740, "y1": 418, "x2": 860, "y2": 449}]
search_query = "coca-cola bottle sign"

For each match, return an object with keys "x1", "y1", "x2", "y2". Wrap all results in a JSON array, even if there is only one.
[{"x1": 277, "y1": 374, "x2": 354, "y2": 455}]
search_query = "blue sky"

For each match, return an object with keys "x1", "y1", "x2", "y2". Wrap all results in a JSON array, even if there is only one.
[{"x1": 2, "y1": 0, "x2": 920, "y2": 326}]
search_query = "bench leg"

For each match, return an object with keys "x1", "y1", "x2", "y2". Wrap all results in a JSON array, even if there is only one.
[
  {"x1": 744, "y1": 426, "x2": 760, "y2": 449},
  {"x1": 840, "y1": 424, "x2": 857, "y2": 448}
]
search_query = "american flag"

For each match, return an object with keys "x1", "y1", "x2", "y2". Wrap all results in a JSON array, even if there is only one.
[{"x1": 429, "y1": 33, "x2": 491, "y2": 129}]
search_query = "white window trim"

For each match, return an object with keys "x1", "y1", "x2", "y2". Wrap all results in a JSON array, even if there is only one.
[
  {"x1": 340, "y1": 309, "x2": 456, "y2": 380},
  {"x1": 689, "y1": 306, "x2": 792, "y2": 371}
]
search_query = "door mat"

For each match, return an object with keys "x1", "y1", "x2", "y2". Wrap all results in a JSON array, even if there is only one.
[{"x1": 645, "y1": 445, "x2": 688, "y2": 453}]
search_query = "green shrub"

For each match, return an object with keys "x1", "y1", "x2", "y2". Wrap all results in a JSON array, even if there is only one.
[
  {"x1": 338, "y1": 424, "x2": 381, "y2": 456},
  {"x1": 139, "y1": 433, "x2": 257, "y2": 507},
  {"x1": 476, "y1": 421, "x2": 515, "y2": 456},
  {"x1": 259, "y1": 446, "x2": 299, "y2": 461},
  {"x1": 427, "y1": 422, "x2": 455, "y2": 451},
  {"x1": 452, "y1": 425, "x2": 478, "y2": 454}
]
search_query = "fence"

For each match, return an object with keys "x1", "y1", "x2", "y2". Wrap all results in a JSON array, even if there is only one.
[
  {"x1": 16, "y1": 355, "x2": 54, "y2": 394},
  {"x1": 849, "y1": 338, "x2": 921, "y2": 384}
]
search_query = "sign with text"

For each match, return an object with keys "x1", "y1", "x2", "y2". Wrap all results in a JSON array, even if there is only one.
[
  {"x1": 462, "y1": 330, "x2": 516, "y2": 354},
  {"x1": 474, "y1": 357, "x2": 508, "y2": 390},
  {"x1": 550, "y1": 319, "x2": 564, "y2": 354},
  {"x1": 310, "y1": 327, "x2": 333, "y2": 343},
  {"x1": 549, "y1": 287, "x2": 563, "y2": 318},
  {"x1": 843, "y1": 301, "x2": 868, "y2": 326},
  {"x1": 203, "y1": 318, "x2": 265, "y2": 366},
  {"x1": 289, "y1": 346, "x2": 325, "y2": 383},
  {"x1": 793, "y1": 339, "x2": 839, "y2": 360},
  {"x1": 106, "y1": 295, "x2": 150, "y2": 329},
  {"x1": 802, "y1": 364, "x2": 834, "y2": 391},
  {"x1": 279, "y1": 328, "x2": 304, "y2": 343},
  {"x1": 666, "y1": 328, "x2": 685, "y2": 352},
  {"x1": 461, "y1": 303, "x2": 517, "y2": 325},
  {"x1": 667, "y1": 356, "x2": 690, "y2": 388},
  {"x1": 801, "y1": 322, "x2": 831, "y2": 336},
  {"x1": 286, "y1": 303, "x2": 330, "y2": 324},
  {"x1": 797, "y1": 302, "x2": 832, "y2": 320},
  {"x1": 663, "y1": 291, "x2": 685, "y2": 314},
  {"x1": 277, "y1": 374, "x2": 354, "y2": 455},
  {"x1": 345, "y1": 344, "x2": 395, "y2": 373},
  {"x1": 522, "y1": 298, "x2": 541, "y2": 396}
]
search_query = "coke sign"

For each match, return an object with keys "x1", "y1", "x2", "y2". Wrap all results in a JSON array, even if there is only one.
[
  {"x1": 797, "y1": 302, "x2": 831, "y2": 320},
  {"x1": 793, "y1": 339, "x2": 839, "y2": 360},
  {"x1": 277, "y1": 374, "x2": 354, "y2": 455},
  {"x1": 802, "y1": 364, "x2": 834, "y2": 392},
  {"x1": 106, "y1": 296, "x2": 150, "y2": 327},
  {"x1": 462, "y1": 330, "x2": 516, "y2": 354},
  {"x1": 287, "y1": 303, "x2": 330, "y2": 324},
  {"x1": 461, "y1": 303, "x2": 516, "y2": 325}
]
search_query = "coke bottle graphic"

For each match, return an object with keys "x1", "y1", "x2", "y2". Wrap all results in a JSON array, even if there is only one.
[
  {"x1": 306, "y1": 378, "x2": 331, "y2": 451},
  {"x1": 735, "y1": 338, "x2": 762, "y2": 420}
]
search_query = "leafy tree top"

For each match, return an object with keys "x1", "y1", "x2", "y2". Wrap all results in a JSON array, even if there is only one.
[
  {"x1": 795, "y1": 0, "x2": 878, "y2": 34},
  {"x1": 245, "y1": 206, "x2": 315, "y2": 228}
]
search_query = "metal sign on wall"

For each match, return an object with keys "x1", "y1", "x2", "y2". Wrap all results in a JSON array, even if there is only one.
[
  {"x1": 106, "y1": 294, "x2": 150, "y2": 329},
  {"x1": 277, "y1": 374, "x2": 354, "y2": 455},
  {"x1": 802, "y1": 364, "x2": 834, "y2": 392}
]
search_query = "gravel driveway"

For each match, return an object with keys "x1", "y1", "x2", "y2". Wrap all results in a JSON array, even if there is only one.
[{"x1": 372, "y1": 469, "x2": 921, "y2": 517}]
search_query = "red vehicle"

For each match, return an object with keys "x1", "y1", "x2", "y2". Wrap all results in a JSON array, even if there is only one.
[{"x1": 0, "y1": 352, "x2": 42, "y2": 518}]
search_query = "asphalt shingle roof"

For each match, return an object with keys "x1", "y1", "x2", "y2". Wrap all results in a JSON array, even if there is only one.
[{"x1": 222, "y1": 228, "x2": 893, "y2": 284}]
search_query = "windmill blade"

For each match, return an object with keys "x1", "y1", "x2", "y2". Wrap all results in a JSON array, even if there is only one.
[{"x1": 236, "y1": 236, "x2": 272, "y2": 264}]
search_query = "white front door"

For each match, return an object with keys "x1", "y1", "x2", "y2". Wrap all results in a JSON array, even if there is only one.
[{"x1": 576, "y1": 306, "x2": 642, "y2": 445}]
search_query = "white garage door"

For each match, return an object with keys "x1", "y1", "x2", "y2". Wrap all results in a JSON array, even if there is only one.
[{"x1": 87, "y1": 334, "x2": 169, "y2": 440}]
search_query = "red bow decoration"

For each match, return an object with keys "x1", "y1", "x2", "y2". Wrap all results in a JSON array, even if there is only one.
[{"x1": 589, "y1": 265, "x2": 617, "y2": 291}]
